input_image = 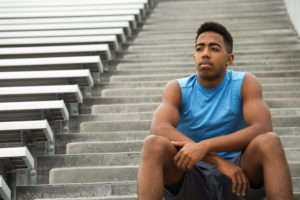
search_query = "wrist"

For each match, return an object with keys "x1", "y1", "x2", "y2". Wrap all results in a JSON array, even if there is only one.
[{"x1": 199, "y1": 140, "x2": 211, "y2": 153}]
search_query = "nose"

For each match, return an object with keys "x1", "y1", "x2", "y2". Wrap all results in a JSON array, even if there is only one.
[{"x1": 202, "y1": 47, "x2": 210, "y2": 58}]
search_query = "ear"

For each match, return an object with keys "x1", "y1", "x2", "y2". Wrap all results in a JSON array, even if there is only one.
[{"x1": 226, "y1": 53, "x2": 234, "y2": 66}]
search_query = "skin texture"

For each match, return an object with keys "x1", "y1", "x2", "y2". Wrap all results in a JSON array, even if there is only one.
[{"x1": 137, "y1": 31, "x2": 293, "y2": 200}]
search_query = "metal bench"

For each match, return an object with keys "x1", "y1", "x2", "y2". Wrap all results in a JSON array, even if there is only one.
[
  {"x1": 0, "y1": 85, "x2": 83, "y2": 115},
  {"x1": 0, "y1": 146, "x2": 35, "y2": 200},
  {"x1": 0, "y1": 70, "x2": 93, "y2": 96},
  {"x1": 0, "y1": 175, "x2": 10, "y2": 200},
  {"x1": 0, "y1": 9, "x2": 143, "y2": 24},
  {"x1": 0, "y1": 35, "x2": 120, "y2": 52},
  {"x1": 0, "y1": 100, "x2": 69, "y2": 122},
  {"x1": 0, "y1": 99, "x2": 69, "y2": 137},
  {"x1": 0, "y1": 4, "x2": 147, "y2": 17},
  {"x1": 0, "y1": 56, "x2": 103, "y2": 82},
  {"x1": 0, "y1": 44, "x2": 112, "y2": 60},
  {"x1": 0, "y1": 16, "x2": 137, "y2": 32},
  {"x1": 0, "y1": 0, "x2": 153, "y2": 10}
]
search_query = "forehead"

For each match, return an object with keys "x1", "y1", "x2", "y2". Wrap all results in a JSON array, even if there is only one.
[{"x1": 196, "y1": 31, "x2": 225, "y2": 46}]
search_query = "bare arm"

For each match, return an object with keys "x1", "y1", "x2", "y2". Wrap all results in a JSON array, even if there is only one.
[{"x1": 151, "y1": 80, "x2": 194, "y2": 143}]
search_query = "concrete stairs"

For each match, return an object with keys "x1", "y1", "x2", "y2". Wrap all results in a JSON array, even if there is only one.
[{"x1": 17, "y1": 0, "x2": 300, "y2": 199}]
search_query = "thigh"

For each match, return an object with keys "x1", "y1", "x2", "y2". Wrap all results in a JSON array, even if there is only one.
[{"x1": 240, "y1": 138, "x2": 264, "y2": 186}]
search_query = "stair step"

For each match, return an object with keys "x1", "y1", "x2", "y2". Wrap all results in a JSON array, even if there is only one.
[
  {"x1": 49, "y1": 166, "x2": 138, "y2": 184},
  {"x1": 66, "y1": 141, "x2": 144, "y2": 154},
  {"x1": 91, "y1": 103, "x2": 159, "y2": 114},
  {"x1": 49, "y1": 161, "x2": 300, "y2": 185},
  {"x1": 37, "y1": 153, "x2": 140, "y2": 184},
  {"x1": 17, "y1": 181, "x2": 137, "y2": 200},
  {"x1": 35, "y1": 195, "x2": 137, "y2": 200},
  {"x1": 17, "y1": 180, "x2": 300, "y2": 199},
  {"x1": 109, "y1": 71, "x2": 300, "y2": 82},
  {"x1": 80, "y1": 121, "x2": 151, "y2": 133}
]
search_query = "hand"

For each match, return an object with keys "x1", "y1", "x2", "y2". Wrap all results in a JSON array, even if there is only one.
[
  {"x1": 172, "y1": 141, "x2": 208, "y2": 171},
  {"x1": 217, "y1": 159, "x2": 249, "y2": 197}
]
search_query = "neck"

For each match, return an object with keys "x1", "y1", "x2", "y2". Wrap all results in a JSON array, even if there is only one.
[{"x1": 197, "y1": 70, "x2": 227, "y2": 89}]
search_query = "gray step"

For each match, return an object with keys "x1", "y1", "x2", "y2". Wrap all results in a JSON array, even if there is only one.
[
  {"x1": 49, "y1": 159, "x2": 300, "y2": 185},
  {"x1": 49, "y1": 131, "x2": 150, "y2": 154},
  {"x1": 82, "y1": 96, "x2": 300, "y2": 108},
  {"x1": 17, "y1": 181, "x2": 137, "y2": 200},
  {"x1": 80, "y1": 120, "x2": 151, "y2": 133},
  {"x1": 16, "y1": 180, "x2": 300, "y2": 199},
  {"x1": 109, "y1": 71, "x2": 300, "y2": 82},
  {"x1": 35, "y1": 195, "x2": 137, "y2": 200},
  {"x1": 66, "y1": 136, "x2": 300, "y2": 155},
  {"x1": 93, "y1": 81, "x2": 300, "y2": 92},
  {"x1": 72, "y1": 108, "x2": 300, "y2": 127},
  {"x1": 37, "y1": 152, "x2": 140, "y2": 184},
  {"x1": 137, "y1": 28, "x2": 297, "y2": 38},
  {"x1": 49, "y1": 166, "x2": 138, "y2": 184},
  {"x1": 100, "y1": 86, "x2": 300, "y2": 98},
  {"x1": 115, "y1": 62, "x2": 300, "y2": 71},
  {"x1": 80, "y1": 116, "x2": 300, "y2": 133},
  {"x1": 17, "y1": 181, "x2": 300, "y2": 199},
  {"x1": 82, "y1": 96, "x2": 162, "y2": 106},
  {"x1": 91, "y1": 103, "x2": 159, "y2": 114},
  {"x1": 66, "y1": 141, "x2": 144, "y2": 154}
]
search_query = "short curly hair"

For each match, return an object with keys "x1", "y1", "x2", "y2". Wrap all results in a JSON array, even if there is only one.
[{"x1": 195, "y1": 22, "x2": 233, "y2": 53}]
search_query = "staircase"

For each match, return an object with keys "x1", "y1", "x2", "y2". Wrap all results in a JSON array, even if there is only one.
[{"x1": 17, "y1": 0, "x2": 300, "y2": 199}]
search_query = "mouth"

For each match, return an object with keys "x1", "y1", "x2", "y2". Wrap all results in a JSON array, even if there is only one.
[{"x1": 199, "y1": 62, "x2": 213, "y2": 68}]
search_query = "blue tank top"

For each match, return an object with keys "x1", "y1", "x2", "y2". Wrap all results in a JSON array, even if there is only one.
[{"x1": 176, "y1": 70, "x2": 247, "y2": 158}]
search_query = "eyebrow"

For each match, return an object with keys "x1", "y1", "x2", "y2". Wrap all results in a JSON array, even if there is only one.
[{"x1": 195, "y1": 42, "x2": 222, "y2": 48}]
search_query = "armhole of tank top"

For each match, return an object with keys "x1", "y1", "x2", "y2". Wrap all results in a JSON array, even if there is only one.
[
  {"x1": 177, "y1": 80, "x2": 186, "y2": 112},
  {"x1": 239, "y1": 72, "x2": 247, "y2": 101}
]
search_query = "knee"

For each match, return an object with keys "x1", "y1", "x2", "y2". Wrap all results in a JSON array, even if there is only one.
[
  {"x1": 142, "y1": 135, "x2": 172, "y2": 157},
  {"x1": 251, "y1": 132, "x2": 282, "y2": 154}
]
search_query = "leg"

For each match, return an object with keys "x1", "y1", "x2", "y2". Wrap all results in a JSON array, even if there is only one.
[
  {"x1": 137, "y1": 135, "x2": 184, "y2": 200},
  {"x1": 241, "y1": 132, "x2": 293, "y2": 200}
]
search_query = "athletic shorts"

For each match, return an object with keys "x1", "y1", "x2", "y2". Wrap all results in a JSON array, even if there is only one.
[{"x1": 163, "y1": 154, "x2": 266, "y2": 200}]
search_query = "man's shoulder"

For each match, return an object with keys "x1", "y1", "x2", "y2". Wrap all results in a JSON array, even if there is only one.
[
  {"x1": 228, "y1": 70, "x2": 247, "y2": 81},
  {"x1": 177, "y1": 74, "x2": 197, "y2": 88}
]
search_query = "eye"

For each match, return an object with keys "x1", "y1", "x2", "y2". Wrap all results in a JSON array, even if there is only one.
[
  {"x1": 196, "y1": 47, "x2": 203, "y2": 51},
  {"x1": 211, "y1": 47, "x2": 220, "y2": 51}
]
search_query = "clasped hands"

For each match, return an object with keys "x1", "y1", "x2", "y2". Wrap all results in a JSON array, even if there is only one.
[{"x1": 172, "y1": 141, "x2": 249, "y2": 197}]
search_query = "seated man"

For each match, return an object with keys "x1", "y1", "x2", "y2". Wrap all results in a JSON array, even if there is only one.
[{"x1": 137, "y1": 22, "x2": 293, "y2": 200}]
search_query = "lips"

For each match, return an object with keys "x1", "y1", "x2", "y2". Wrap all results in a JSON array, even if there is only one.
[{"x1": 199, "y1": 61, "x2": 213, "y2": 68}]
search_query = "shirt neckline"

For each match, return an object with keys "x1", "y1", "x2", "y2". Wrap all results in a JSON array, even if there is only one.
[{"x1": 196, "y1": 70, "x2": 230, "y2": 93}]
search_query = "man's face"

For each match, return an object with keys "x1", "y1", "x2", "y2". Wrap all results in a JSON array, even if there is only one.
[{"x1": 194, "y1": 31, "x2": 234, "y2": 80}]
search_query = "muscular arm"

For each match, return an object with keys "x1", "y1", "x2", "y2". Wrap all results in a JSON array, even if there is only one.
[
  {"x1": 151, "y1": 80, "x2": 193, "y2": 143},
  {"x1": 202, "y1": 73, "x2": 273, "y2": 153}
]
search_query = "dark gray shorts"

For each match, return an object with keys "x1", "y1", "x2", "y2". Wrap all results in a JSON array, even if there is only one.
[{"x1": 164, "y1": 154, "x2": 265, "y2": 200}]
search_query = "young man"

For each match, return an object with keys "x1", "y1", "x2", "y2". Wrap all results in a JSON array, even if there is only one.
[{"x1": 137, "y1": 22, "x2": 293, "y2": 200}]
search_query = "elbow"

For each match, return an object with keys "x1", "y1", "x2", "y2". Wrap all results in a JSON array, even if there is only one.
[{"x1": 150, "y1": 123, "x2": 169, "y2": 137}]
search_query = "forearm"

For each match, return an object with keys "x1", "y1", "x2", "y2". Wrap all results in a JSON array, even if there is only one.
[
  {"x1": 151, "y1": 123, "x2": 194, "y2": 143},
  {"x1": 203, "y1": 152, "x2": 226, "y2": 166},
  {"x1": 204, "y1": 124, "x2": 272, "y2": 153}
]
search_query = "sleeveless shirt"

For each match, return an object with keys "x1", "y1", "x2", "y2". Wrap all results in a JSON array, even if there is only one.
[{"x1": 176, "y1": 70, "x2": 247, "y2": 158}]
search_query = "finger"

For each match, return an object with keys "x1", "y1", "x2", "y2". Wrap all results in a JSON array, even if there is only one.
[
  {"x1": 241, "y1": 173, "x2": 249, "y2": 196},
  {"x1": 187, "y1": 161, "x2": 194, "y2": 171},
  {"x1": 176, "y1": 156, "x2": 186, "y2": 171},
  {"x1": 180, "y1": 159, "x2": 190, "y2": 171},
  {"x1": 236, "y1": 174, "x2": 243, "y2": 196},
  {"x1": 173, "y1": 151, "x2": 181, "y2": 163},
  {"x1": 232, "y1": 175, "x2": 237, "y2": 194}
]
